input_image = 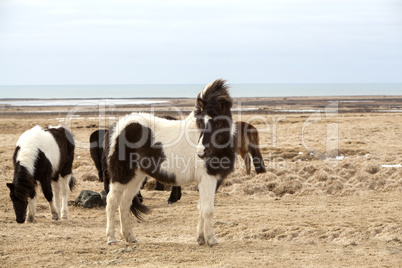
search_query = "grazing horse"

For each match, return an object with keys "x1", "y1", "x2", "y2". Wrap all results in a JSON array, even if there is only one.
[
  {"x1": 6, "y1": 125, "x2": 75, "y2": 223},
  {"x1": 235, "y1": 121, "x2": 266, "y2": 175},
  {"x1": 105, "y1": 79, "x2": 236, "y2": 246}
]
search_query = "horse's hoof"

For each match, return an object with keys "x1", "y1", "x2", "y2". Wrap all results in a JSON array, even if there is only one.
[
  {"x1": 207, "y1": 237, "x2": 219, "y2": 247},
  {"x1": 197, "y1": 236, "x2": 206, "y2": 245},
  {"x1": 52, "y1": 213, "x2": 59, "y2": 221},
  {"x1": 27, "y1": 216, "x2": 35, "y2": 223},
  {"x1": 108, "y1": 240, "x2": 117, "y2": 246},
  {"x1": 124, "y1": 237, "x2": 137, "y2": 244}
]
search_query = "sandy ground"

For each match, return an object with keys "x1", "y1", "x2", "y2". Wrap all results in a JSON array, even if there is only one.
[{"x1": 0, "y1": 99, "x2": 401, "y2": 267}]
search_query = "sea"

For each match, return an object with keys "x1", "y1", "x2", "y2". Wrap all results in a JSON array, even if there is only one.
[{"x1": 0, "y1": 83, "x2": 401, "y2": 106}]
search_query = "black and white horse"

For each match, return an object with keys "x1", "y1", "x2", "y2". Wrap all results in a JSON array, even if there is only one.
[
  {"x1": 6, "y1": 125, "x2": 75, "y2": 223},
  {"x1": 105, "y1": 79, "x2": 236, "y2": 246},
  {"x1": 90, "y1": 117, "x2": 181, "y2": 204}
]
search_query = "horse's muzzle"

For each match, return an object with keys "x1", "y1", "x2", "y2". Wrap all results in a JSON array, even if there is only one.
[
  {"x1": 16, "y1": 218, "x2": 25, "y2": 224},
  {"x1": 197, "y1": 153, "x2": 206, "y2": 159}
]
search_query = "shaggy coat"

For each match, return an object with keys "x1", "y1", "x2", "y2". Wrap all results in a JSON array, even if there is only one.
[
  {"x1": 7, "y1": 125, "x2": 75, "y2": 223},
  {"x1": 105, "y1": 79, "x2": 236, "y2": 246}
]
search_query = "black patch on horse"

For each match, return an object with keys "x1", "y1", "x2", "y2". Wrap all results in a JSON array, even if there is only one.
[
  {"x1": 45, "y1": 127, "x2": 75, "y2": 178},
  {"x1": 108, "y1": 122, "x2": 176, "y2": 186}
]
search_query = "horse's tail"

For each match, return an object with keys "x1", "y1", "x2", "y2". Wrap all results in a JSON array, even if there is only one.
[
  {"x1": 130, "y1": 195, "x2": 150, "y2": 220},
  {"x1": 69, "y1": 175, "x2": 76, "y2": 191},
  {"x1": 247, "y1": 126, "x2": 266, "y2": 174}
]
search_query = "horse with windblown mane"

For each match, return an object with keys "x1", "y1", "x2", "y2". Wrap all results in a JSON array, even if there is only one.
[{"x1": 104, "y1": 79, "x2": 236, "y2": 246}]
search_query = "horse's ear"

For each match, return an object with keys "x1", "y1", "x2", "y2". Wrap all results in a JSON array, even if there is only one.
[
  {"x1": 197, "y1": 98, "x2": 205, "y2": 111},
  {"x1": 6, "y1": 183, "x2": 14, "y2": 191}
]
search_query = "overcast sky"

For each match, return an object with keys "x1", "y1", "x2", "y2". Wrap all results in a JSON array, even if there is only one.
[{"x1": 0, "y1": 0, "x2": 401, "y2": 85}]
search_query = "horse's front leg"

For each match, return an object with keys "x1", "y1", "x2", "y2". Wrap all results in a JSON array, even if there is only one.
[
  {"x1": 42, "y1": 179, "x2": 58, "y2": 220},
  {"x1": 26, "y1": 196, "x2": 37, "y2": 222},
  {"x1": 106, "y1": 182, "x2": 124, "y2": 245},
  {"x1": 197, "y1": 176, "x2": 218, "y2": 247},
  {"x1": 119, "y1": 177, "x2": 144, "y2": 243},
  {"x1": 196, "y1": 209, "x2": 205, "y2": 245}
]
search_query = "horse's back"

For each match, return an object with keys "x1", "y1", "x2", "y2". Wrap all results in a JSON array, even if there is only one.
[
  {"x1": 16, "y1": 126, "x2": 61, "y2": 175},
  {"x1": 108, "y1": 113, "x2": 199, "y2": 185}
]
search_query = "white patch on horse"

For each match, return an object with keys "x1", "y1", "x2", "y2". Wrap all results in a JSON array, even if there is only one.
[
  {"x1": 230, "y1": 120, "x2": 237, "y2": 137},
  {"x1": 16, "y1": 126, "x2": 60, "y2": 176},
  {"x1": 204, "y1": 115, "x2": 211, "y2": 126},
  {"x1": 153, "y1": 115, "x2": 199, "y2": 185},
  {"x1": 196, "y1": 134, "x2": 205, "y2": 157},
  {"x1": 47, "y1": 124, "x2": 62, "y2": 129}
]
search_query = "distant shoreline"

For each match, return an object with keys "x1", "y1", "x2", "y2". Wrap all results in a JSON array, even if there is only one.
[
  {"x1": 1, "y1": 94, "x2": 402, "y2": 101},
  {"x1": 1, "y1": 95, "x2": 401, "y2": 116},
  {"x1": 1, "y1": 94, "x2": 402, "y2": 102}
]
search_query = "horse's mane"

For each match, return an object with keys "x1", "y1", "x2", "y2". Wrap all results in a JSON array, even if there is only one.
[
  {"x1": 12, "y1": 163, "x2": 36, "y2": 200},
  {"x1": 195, "y1": 79, "x2": 232, "y2": 117}
]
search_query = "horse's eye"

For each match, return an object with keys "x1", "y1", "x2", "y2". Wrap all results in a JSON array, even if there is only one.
[{"x1": 214, "y1": 121, "x2": 222, "y2": 128}]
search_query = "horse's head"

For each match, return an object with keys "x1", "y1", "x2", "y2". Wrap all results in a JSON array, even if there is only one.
[
  {"x1": 6, "y1": 183, "x2": 28, "y2": 223},
  {"x1": 194, "y1": 79, "x2": 234, "y2": 159}
]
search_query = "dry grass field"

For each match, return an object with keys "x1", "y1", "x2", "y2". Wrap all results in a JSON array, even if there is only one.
[{"x1": 0, "y1": 97, "x2": 401, "y2": 267}]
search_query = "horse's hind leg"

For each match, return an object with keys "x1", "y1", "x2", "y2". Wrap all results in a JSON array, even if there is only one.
[
  {"x1": 244, "y1": 153, "x2": 251, "y2": 175},
  {"x1": 59, "y1": 174, "x2": 72, "y2": 219},
  {"x1": 239, "y1": 150, "x2": 251, "y2": 176},
  {"x1": 167, "y1": 186, "x2": 181, "y2": 204},
  {"x1": 51, "y1": 178, "x2": 61, "y2": 214},
  {"x1": 119, "y1": 175, "x2": 144, "y2": 243},
  {"x1": 197, "y1": 176, "x2": 218, "y2": 247},
  {"x1": 106, "y1": 182, "x2": 125, "y2": 245}
]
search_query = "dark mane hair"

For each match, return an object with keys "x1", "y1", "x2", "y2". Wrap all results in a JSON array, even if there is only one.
[
  {"x1": 195, "y1": 79, "x2": 232, "y2": 118},
  {"x1": 12, "y1": 163, "x2": 37, "y2": 200}
]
